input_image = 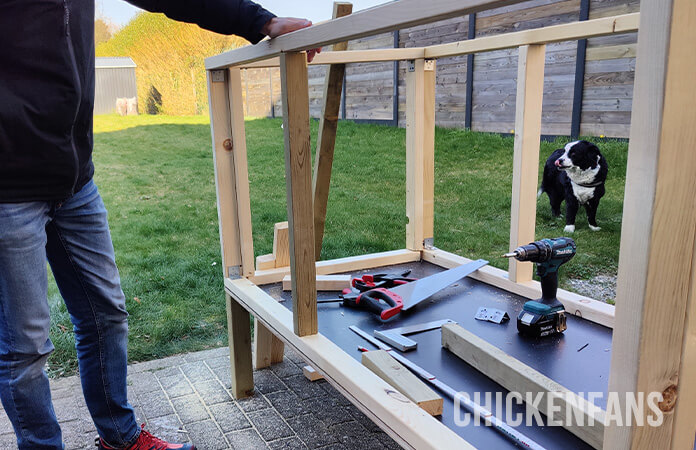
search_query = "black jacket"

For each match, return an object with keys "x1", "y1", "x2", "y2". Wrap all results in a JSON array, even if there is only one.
[{"x1": 0, "y1": 0, "x2": 274, "y2": 202}]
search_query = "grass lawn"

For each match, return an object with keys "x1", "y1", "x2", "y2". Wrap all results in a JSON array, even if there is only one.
[{"x1": 46, "y1": 115, "x2": 627, "y2": 377}]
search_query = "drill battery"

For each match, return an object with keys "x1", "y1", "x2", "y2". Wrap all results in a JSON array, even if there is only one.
[{"x1": 517, "y1": 300, "x2": 567, "y2": 337}]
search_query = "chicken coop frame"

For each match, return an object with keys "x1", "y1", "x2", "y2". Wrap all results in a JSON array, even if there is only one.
[{"x1": 204, "y1": 0, "x2": 696, "y2": 448}]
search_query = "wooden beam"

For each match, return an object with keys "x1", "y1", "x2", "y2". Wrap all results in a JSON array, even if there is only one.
[
  {"x1": 225, "y1": 277, "x2": 472, "y2": 449},
  {"x1": 405, "y1": 59, "x2": 435, "y2": 250},
  {"x1": 442, "y1": 323, "x2": 605, "y2": 448},
  {"x1": 282, "y1": 274, "x2": 352, "y2": 292},
  {"x1": 205, "y1": 0, "x2": 525, "y2": 69},
  {"x1": 273, "y1": 221, "x2": 290, "y2": 267},
  {"x1": 255, "y1": 253, "x2": 275, "y2": 270},
  {"x1": 422, "y1": 248, "x2": 615, "y2": 328},
  {"x1": 253, "y1": 319, "x2": 285, "y2": 369},
  {"x1": 207, "y1": 70, "x2": 253, "y2": 397},
  {"x1": 249, "y1": 249, "x2": 421, "y2": 286},
  {"x1": 604, "y1": 0, "x2": 696, "y2": 448},
  {"x1": 423, "y1": 13, "x2": 639, "y2": 59},
  {"x1": 508, "y1": 44, "x2": 545, "y2": 283},
  {"x1": 313, "y1": 2, "x2": 353, "y2": 261},
  {"x1": 362, "y1": 350, "x2": 443, "y2": 417},
  {"x1": 280, "y1": 52, "x2": 317, "y2": 337},
  {"x1": 303, "y1": 365, "x2": 325, "y2": 381},
  {"x1": 239, "y1": 48, "x2": 426, "y2": 68}
]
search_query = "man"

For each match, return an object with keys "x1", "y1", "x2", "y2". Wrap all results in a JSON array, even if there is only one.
[{"x1": 0, "y1": 1, "x2": 318, "y2": 449}]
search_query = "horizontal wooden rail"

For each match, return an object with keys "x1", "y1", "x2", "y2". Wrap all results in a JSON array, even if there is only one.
[
  {"x1": 205, "y1": 0, "x2": 526, "y2": 69},
  {"x1": 213, "y1": 11, "x2": 639, "y2": 70}
]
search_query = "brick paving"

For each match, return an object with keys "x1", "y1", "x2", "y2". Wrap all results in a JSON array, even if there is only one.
[{"x1": 0, "y1": 347, "x2": 400, "y2": 450}]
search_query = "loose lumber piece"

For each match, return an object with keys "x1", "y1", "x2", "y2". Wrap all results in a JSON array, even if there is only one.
[
  {"x1": 280, "y1": 52, "x2": 317, "y2": 336},
  {"x1": 273, "y1": 221, "x2": 290, "y2": 267},
  {"x1": 312, "y1": 2, "x2": 353, "y2": 261},
  {"x1": 282, "y1": 274, "x2": 352, "y2": 292},
  {"x1": 207, "y1": 70, "x2": 253, "y2": 397},
  {"x1": 508, "y1": 44, "x2": 545, "y2": 283},
  {"x1": 405, "y1": 59, "x2": 436, "y2": 250},
  {"x1": 225, "y1": 277, "x2": 470, "y2": 449},
  {"x1": 255, "y1": 253, "x2": 275, "y2": 270},
  {"x1": 303, "y1": 365, "x2": 325, "y2": 381},
  {"x1": 253, "y1": 318, "x2": 285, "y2": 369},
  {"x1": 249, "y1": 249, "x2": 421, "y2": 286},
  {"x1": 362, "y1": 350, "x2": 443, "y2": 416},
  {"x1": 205, "y1": 0, "x2": 526, "y2": 69},
  {"x1": 605, "y1": 0, "x2": 696, "y2": 448},
  {"x1": 422, "y1": 248, "x2": 615, "y2": 328},
  {"x1": 442, "y1": 323, "x2": 605, "y2": 448}
]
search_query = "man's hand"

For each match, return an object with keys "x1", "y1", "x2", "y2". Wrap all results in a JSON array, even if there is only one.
[{"x1": 261, "y1": 17, "x2": 322, "y2": 62}]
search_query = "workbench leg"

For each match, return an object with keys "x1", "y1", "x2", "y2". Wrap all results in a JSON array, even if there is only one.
[
  {"x1": 508, "y1": 44, "x2": 545, "y2": 283},
  {"x1": 605, "y1": 0, "x2": 696, "y2": 448},
  {"x1": 405, "y1": 59, "x2": 436, "y2": 251},
  {"x1": 226, "y1": 294, "x2": 254, "y2": 398},
  {"x1": 253, "y1": 317, "x2": 284, "y2": 369},
  {"x1": 281, "y1": 52, "x2": 318, "y2": 336},
  {"x1": 312, "y1": 2, "x2": 353, "y2": 261}
]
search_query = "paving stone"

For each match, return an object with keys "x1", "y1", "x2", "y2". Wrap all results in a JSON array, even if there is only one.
[
  {"x1": 302, "y1": 395, "x2": 351, "y2": 427},
  {"x1": 153, "y1": 365, "x2": 182, "y2": 379},
  {"x1": 265, "y1": 390, "x2": 306, "y2": 419},
  {"x1": 269, "y1": 360, "x2": 302, "y2": 379},
  {"x1": 236, "y1": 391, "x2": 271, "y2": 412},
  {"x1": 0, "y1": 412, "x2": 13, "y2": 431},
  {"x1": 210, "y1": 363, "x2": 232, "y2": 388},
  {"x1": 159, "y1": 373, "x2": 194, "y2": 398},
  {"x1": 139, "y1": 389, "x2": 175, "y2": 419},
  {"x1": 314, "y1": 444, "x2": 346, "y2": 450},
  {"x1": 194, "y1": 379, "x2": 231, "y2": 405},
  {"x1": 183, "y1": 346, "x2": 229, "y2": 362},
  {"x1": 128, "y1": 371, "x2": 161, "y2": 395},
  {"x1": 253, "y1": 369, "x2": 287, "y2": 394},
  {"x1": 185, "y1": 420, "x2": 228, "y2": 450},
  {"x1": 0, "y1": 432, "x2": 18, "y2": 450},
  {"x1": 268, "y1": 437, "x2": 308, "y2": 449},
  {"x1": 147, "y1": 414, "x2": 190, "y2": 444},
  {"x1": 283, "y1": 349, "x2": 305, "y2": 366},
  {"x1": 247, "y1": 409, "x2": 294, "y2": 441},
  {"x1": 171, "y1": 394, "x2": 210, "y2": 424},
  {"x1": 282, "y1": 375, "x2": 328, "y2": 401},
  {"x1": 226, "y1": 428, "x2": 268, "y2": 450},
  {"x1": 286, "y1": 413, "x2": 338, "y2": 449},
  {"x1": 61, "y1": 418, "x2": 97, "y2": 449},
  {"x1": 317, "y1": 382, "x2": 351, "y2": 406},
  {"x1": 53, "y1": 395, "x2": 82, "y2": 422},
  {"x1": 208, "y1": 402, "x2": 251, "y2": 433},
  {"x1": 329, "y1": 421, "x2": 385, "y2": 450},
  {"x1": 180, "y1": 361, "x2": 215, "y2": 382},
  {"x1": 207, "y1": 355, "x2": 230, "y2": 370},
  {"x1": 345, "y1": 404, "x2": 381, "y2": 434},
  {"x1": 129, "y1": 355, "x2": 185, "y2": 374},
  {"x1": 376, "y1": 432, "x2": 402, "y2": 450}
]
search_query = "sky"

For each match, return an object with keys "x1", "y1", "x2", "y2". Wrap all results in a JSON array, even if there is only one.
[{"x1": 97, "y1": 0, "x2": 391, "y2": 27}]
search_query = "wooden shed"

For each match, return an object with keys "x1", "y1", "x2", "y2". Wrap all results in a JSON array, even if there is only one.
[{"x1": 94, "y1": 57, "x2": 137, "y2": 115}]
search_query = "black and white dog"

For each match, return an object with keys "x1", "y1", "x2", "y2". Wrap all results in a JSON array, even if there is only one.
[{"x1": 538, "y1": 140, "x2": 608, "y2": 233}]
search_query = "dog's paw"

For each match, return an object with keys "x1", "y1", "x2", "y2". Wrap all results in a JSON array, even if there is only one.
[
  {"x1": 564, "y1": 224, "x2": 575, "y2": 233},
  {"x1": 589, "y1": 225, "x2": 601, "y2": 232}
]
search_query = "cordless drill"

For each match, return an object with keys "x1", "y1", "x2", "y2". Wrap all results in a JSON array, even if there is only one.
[{"x1": 503, "y1": 237, "x2": 576, "y2": 337}]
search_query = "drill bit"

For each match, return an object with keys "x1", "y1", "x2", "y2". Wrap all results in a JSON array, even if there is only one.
[{"x1": 502, "y1": 252, "x2": 517, "y2": 258}]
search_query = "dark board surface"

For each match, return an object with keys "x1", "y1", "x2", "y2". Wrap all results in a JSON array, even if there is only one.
[{"x1": 263, "y1": 260, "x2": 612, "y2": 450}]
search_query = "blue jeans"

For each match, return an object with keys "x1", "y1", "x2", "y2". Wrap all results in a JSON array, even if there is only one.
[{"x1": 0, "y1": 180, "x2": 139, "y2": 449}]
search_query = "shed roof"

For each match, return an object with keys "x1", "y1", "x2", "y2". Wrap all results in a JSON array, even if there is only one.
[{"x1": 95, "y1": 57, "x2": 136, "y2": 69}]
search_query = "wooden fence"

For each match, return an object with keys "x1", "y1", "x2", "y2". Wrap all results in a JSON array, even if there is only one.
[{"x1": 240, "y1": 0, "x2": 638, "y2": 138}]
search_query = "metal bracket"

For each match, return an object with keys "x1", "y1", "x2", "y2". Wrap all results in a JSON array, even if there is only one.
[
  {"x1": 227, "y1": 265, "x2": 242, "y2": 279},
  {"x1": 374, "y1": 319, "x2": 456, "y2": 352},
  {"x1": 408, "y1": 60, "x2": 416, "y2": 72},
  {"x1": 211, "y1": 70, "x2": 226, "y2": 83},
  {"x1": 424, "y1": 59, "x2": 435, "y2": 72},
  {"x1": 423, "y1": 237, "x2": 435, "y2": 249}
]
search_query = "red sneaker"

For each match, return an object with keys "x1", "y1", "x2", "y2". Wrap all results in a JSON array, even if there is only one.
[{"x1": 96, "y1": 424, "x2": 196, "y2": 450}]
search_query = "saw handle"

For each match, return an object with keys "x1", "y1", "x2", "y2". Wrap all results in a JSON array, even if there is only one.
[{"x1": 355, "y1": 288, "x2": 403, "y2": 320}]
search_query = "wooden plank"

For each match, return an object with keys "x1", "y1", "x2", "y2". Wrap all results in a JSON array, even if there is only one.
[
  {"x1": 226, "y1": 293, "x2": 254, "y2": 398},
  {"x1": 424, "y1": 13, "x2": 639, "y2": 59},
  {"x1": 303, "y1": 365, "x2": 325, "y2": 381},
  {"x1": 255, "y1": 253, "x2": 275, "y2": 270},
  {"x1": 313, "y1": 2, "x2": 353, "y2": 261},
  {"x1": 205, "y1": 0, "x2": 525, "y2": 69},
  {"x1": 585, "y1": 43, "x2": 636, "y2": 61},
  {"x1": 282, "y1": 274, "x2": 352, "y2": 292},
  {"x1": 227, "y1": 67, "x2": 255, "y2": 278},
  {"x1": 422, "y1": 248, "x2": 615, "y2": 328},
  {"x1": 423, "y1": 61, "x2": 436, "y2": 245},
  {"x1": 281, "y1": 52, "x2": 317, "y2": 337},
  {"x1": 239, "y1": 48, "x2": 426, "y2": 68},
  {"x1": 405, "y1": 59, "x2": 426, "y2": 250},
  {"x1": 250, "y1": 249, "x2": 422, "y2": 286},
  {"x1": 253, "y1": 317, "x2": 284, "y2": 369},
  {"x1": 362, "y1": 350, "x2": 443, "y2": 417},
  {"x1": 604, "y1": 0, "x2": 696, "y2": 448},
  {"x1": 225, "y1": 277, "x2": 472, "y2": 449},
  {"x1": 273, "y1": 221, "x2": 290, "y2": 267},
  {"x1": 508, "y1": 44, "x2": 545, "y2": 283},
  {"x1": 442, "y1": 323, "x2": 605, "y2": 448}
]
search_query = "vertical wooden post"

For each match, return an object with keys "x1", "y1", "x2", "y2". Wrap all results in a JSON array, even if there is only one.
[
  {"x1": 312, "y1": 2, "x2": 353, "y2": 261},
  {"x1": 406, "y1": 59, "x2": 436, "y2": 250},
  {"x1": 508, "y1": 44, "x2": 545, "y2": 283},
  {"x1": 604, "y1": 0, "x2": 696, "y2": 448},
  {"x1": 207, "y1": 69, "x2": 253, "y2": 398},
  {"x1": 281, "y1": 52, "x2": 318, "y2": 337}
]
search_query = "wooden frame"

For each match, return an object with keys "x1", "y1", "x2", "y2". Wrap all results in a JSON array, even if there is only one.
[{"x1": 206, "y1": 1, "x2": 696, "y2": 448}]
